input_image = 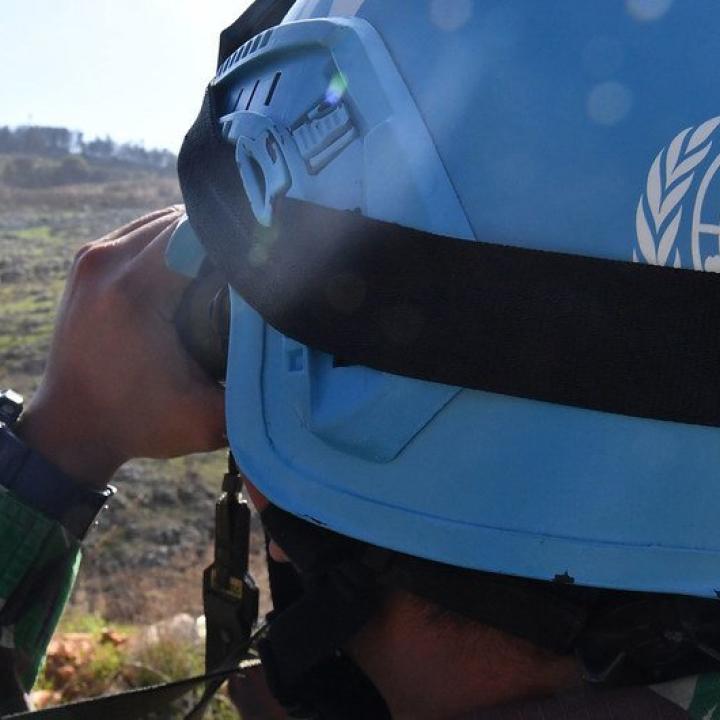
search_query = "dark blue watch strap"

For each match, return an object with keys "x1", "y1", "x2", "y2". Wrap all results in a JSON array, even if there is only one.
[
  {"x1": 0, "y1": 425, "x2": 79, "y2": 520},
  {"x1": 0, "y1": 424, "x2": 114, "y2": 538}
]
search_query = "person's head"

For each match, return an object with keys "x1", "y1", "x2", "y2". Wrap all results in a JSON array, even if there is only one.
[
  {"x1": 176, "y1": 0, "x2": 720, "y2": 714},
  {"x1": 347, "y1": 589, "x2": 581, "y2": 719}
]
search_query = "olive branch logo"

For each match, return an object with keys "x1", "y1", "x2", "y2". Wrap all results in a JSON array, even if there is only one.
[{"x1": 635, "y1": 116, "x2": 720, "y2": 268}]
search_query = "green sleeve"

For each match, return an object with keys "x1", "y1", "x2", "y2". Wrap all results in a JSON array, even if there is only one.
[{"x1": 0, "y1": 487, "x2": 81, "y2": 691}]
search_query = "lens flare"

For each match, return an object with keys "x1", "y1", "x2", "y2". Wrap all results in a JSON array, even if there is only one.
[
  {"x1": 324, "y1": 72, "x2": 348, "y2": 106},
  {"x1": 430, "y1": 0, "x2": 473, "y2": 32},
  {"x1": 586, "y1": 82, "x2": 633, "y2": 126},
  {"x1": 626, "y1": 0, "x2": 673, "y2": 21}
]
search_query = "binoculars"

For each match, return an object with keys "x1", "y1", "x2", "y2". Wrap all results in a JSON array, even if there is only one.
[{"x1": 168, "y1": 218, "x2": 230, "y2": 383}]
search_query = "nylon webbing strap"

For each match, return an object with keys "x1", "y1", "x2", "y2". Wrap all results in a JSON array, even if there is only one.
[
  {"x1": 179, "y1": 86, "x2": 720, "y2": 429},
  {"x1": 259, "y1": 505, "x2": 381, "y2": 689},
  {"x1": 258, "y1": 506, "x2": 391, "y2": 718},
  {"x1": 4, "y1": 666, "x2": 237, "y2": 720},
  {"x1": 217, "y1": 0, "x2": 293, "y2": 67}
]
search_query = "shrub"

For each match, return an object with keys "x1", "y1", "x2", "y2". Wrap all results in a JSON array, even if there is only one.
[{"x1": 35, "y1": 613, "x2": 234, "y2": 719}]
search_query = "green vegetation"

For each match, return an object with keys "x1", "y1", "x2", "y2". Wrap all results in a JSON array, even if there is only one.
[
  {"x1": 58, "y1": 610, "x2": 119, "y2": 635},
  {"x1": 37, "y1": 611, "x2": 235, "y2": 719}
]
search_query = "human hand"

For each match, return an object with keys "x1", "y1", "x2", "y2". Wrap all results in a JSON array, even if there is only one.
[
  {"x1": 16, "y1": 207, "x2": 226, "y2": 488},
  {"x1": 227, "y1": 663, "x2": 289, "y2": 720}
]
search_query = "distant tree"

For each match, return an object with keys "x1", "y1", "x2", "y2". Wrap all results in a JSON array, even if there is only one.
[
  {"x1": 0, "y1": 124, "x2": 177, "y2": 173},
  {"x1": 52, "y1": 155, "x2": 93, "y2": 184},
  {"x1": 45, "y1": 127, "x2": 72, "y2": 155},
  {"x1": 83, "y1": 135, "x2": 116, "y2": 159},
  {"x1": 2, "y1": 155, "x2": 98, "y2": 187},
  {"x1": 0, "y1": 126, "x2": 73, "y2": 155},
  {"x1": 146, "y1": 148, "x2": 175, "y2": 170},
  {"x1": 3, "y1": 157, "x2": 40, "y2": 187},
  {"x1": 0, "y1": 127, "x2": 14, "y2": 153},
  {"x1": 69, "y1": 131, "x2": 84, "y2": 154},
  {"x1": 19, "y1": 127, "x2": 47, "y2": 154}
]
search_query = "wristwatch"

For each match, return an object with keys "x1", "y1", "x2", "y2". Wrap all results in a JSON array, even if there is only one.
[{"x1": 0, "y1": 389, "x2": 116, "y2": 540}]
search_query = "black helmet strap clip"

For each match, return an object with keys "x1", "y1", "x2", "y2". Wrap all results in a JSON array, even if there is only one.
[{"x1": 257, "y1": 505, "x2": 392, "y2": 718}]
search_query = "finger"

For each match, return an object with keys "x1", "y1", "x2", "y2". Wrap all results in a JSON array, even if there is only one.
[
  {"x1": 118, "y1": 219, "x2": 198, "y2": 323},
  {"x1": 194, "y1": 384, "x2": 228, "y2": 450},
  {"x1": 100, "y1": 206, "x2": 180, "y2": 243},
  {"x1": 105, "y1": 209, "x2": 183, "y2": 262},
  {"x1": 227, "y1": 664, "x2": 288, "y2": 720},
  {"x1": 129, "y1": 216, "x2": 194, "y2": 299},
  {"x1": 169, "y1": 369, "x2": 227, "y2": 452}
]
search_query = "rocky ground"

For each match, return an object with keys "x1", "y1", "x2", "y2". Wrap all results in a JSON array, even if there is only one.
[
  {"x1": 0, "y1": 160, "x2": 270, "y2": 626},
  {"x1": 33, "y1": 613, "x2": 238, "y2": 718}
]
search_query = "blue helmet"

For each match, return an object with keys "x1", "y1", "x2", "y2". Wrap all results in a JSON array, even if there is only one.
[{"x1": 173, "y1": 0, "x2": 720, "y2": 599}]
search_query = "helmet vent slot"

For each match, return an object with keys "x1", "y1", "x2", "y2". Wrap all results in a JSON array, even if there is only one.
[
  {"x1": 259, "y1": 30, "x2": 273, "y2": 49},
  {"x1": 265, "y1": 72, "x2": 282, "y2": 106},
  {"x1": 216, "y1": 30, "x2": 275, "y2": 80},
  {"x1": 232, "y1": 88, "x2": 245, "y2": 111},
  {"x1": 246, "y1": 80, "x2": 260, "y2": 110}
]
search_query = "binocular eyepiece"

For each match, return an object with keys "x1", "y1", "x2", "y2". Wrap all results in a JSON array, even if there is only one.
[{"x1": 174, "y1": 267, "x2": 230, "y2": 383}]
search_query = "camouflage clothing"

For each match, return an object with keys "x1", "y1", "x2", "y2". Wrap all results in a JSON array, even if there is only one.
[{"x1": 0, "y1": 488, "x2": 80, "y2": 715}]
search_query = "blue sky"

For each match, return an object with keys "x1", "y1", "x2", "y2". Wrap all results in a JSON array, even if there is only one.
[{"x1": 0, "y1": 0, "x2": 251, "y2": 152}]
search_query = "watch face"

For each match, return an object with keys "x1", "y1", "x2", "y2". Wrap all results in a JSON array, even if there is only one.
[
  {"x1": 0, "y1": 389, "x2": 23, "y2": 426},
  {"x1": 62, "y1": 485, "x2": 117, "y2": 540}
]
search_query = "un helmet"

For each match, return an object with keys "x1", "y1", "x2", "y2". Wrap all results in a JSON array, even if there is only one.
[{"x1": 178, "y1": 0, "x2": 720, "y2": 599}]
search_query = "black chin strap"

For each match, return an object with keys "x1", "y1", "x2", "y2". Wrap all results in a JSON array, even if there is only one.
[{"x1": 259, "y1": 507, "x2": 391, "y2": 719}]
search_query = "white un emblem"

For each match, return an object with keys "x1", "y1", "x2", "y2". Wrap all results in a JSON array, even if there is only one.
[{"x1": 635, "y1": 116, "x2": 720, "y2": 271}]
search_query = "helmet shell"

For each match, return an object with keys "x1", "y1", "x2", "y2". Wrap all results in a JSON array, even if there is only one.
[{"x1": 223, "y1": 0, "x2": 720, "y2": 597}]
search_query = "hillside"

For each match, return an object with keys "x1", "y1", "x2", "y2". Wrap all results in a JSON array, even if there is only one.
[{"x1": 0, "y1": 151, "x2": 269, "y2": 627}]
